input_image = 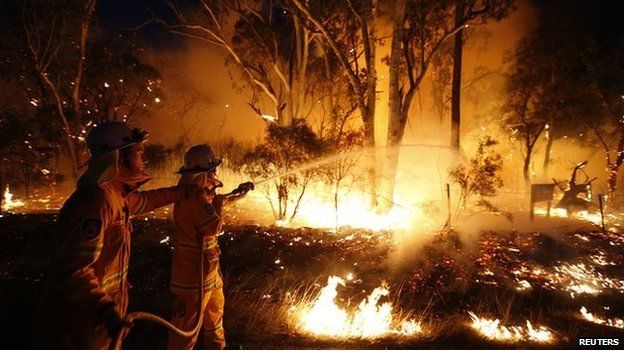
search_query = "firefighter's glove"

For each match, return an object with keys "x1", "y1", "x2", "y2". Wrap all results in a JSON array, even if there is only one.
[
  {"x1": 235, "y1": 182, "x2": 254, "y2": 195},
  {"x1": 101, "y1": 304, "x2": 131, "y2": 339}
]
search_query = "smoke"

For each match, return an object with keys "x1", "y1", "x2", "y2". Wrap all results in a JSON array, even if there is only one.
[
  {"x1": 31, "y1": 0, "x2": 611, "y2": 248},
  {"x1": 138, "y1": 40, "x2": 267, "y2": 147}
]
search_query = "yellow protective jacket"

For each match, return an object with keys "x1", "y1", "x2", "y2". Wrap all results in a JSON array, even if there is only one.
[
  {"x1": 170, "y1": 188, "x2": 223, "y2": 295},
  {"x1": 35, "y1": 171, "x2": 185, "y2": 349}
]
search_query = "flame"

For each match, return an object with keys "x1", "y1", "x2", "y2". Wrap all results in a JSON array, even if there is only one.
[
  {"x1": 533, "y1": 207, "x2": 606, "y2": 226},
  {"x1": 533, "y1": 207, "x2": 568, "y2": 217},
  {"x1": 468, "y1": 312, "x2": 554, "y2": 343},
  {"x1": 575, "y1": 211, "x2": 603, "y2": 225},
  {"x1": 285, "y1": 190, "x2": 419, "y2": 231},
  {"x1": 2, "y1": 185, "x2": 25, "y2": 212},
  {"x1": 579, "y1": 307, "x2": 624, "y2": 329},
  {"x1": 295, "y1": 276, "x2": 422, "y2": 338}
]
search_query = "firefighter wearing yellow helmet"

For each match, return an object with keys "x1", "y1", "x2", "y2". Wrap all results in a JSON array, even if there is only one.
[
  {"x1": 168, "y1": 144, "x2": 253, "y2": 349},
  {"x1": 34, "y1": 121, "x2": 199, "y2": 349}
]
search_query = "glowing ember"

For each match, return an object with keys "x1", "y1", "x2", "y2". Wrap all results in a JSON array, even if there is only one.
[
  {"x1": 515, "y1": 279, "x2": 532, "y2": 291},
  {"x1": 295, "y1": 276, "x2": 422, "y2": 338},
  {"x1": 468, "y1": 312, "x2": 554, "y2": 343},
  {"x1": 551, "y1": 263, "x2": 624, "y2": 298},
  {"x1": 261, "y1": 114, "x2": 278, "y2": 122},
  {"x1": 579, "y1": 307, "x2": 624, "y2": 329},
  {"x1": 590, "y1": 252, "x2": 617, "y2": 266},
  {"x1": 2, "y1": 185, "x2": 25, "y2": 212}
]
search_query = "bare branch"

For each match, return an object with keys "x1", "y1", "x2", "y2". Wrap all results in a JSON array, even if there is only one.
[{"x1": 290, "y1": 0, "x2": 363, "y2": 103}]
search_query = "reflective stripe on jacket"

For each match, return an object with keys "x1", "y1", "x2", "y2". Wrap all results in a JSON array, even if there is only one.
[
  {"x1": 171, "y1": 189, "x2": 223, "y2": 295},
  {"x1": 36, "y1": 180, "x2": 184, "y2": 348}
]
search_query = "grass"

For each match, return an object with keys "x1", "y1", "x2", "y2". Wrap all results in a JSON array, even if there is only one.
[{"x1": 0, "y1": 213, "x2": 622, "y2": 349}]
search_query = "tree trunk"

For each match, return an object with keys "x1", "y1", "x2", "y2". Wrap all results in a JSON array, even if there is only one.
[
  {"x1": 450, "y1": 0, "x2": 464, "y2": 151},
  {"x1": 383, "y1": 0, "x2": 407, "y2": 210},
  {"x1": 334, "y1": 181, "x2": 339, "y2": 229},
  {"x1": 543, "y1": 131, "x2": 554, "y2": 178},
  {"x1": 323, "y1": 42, "x2": 338, "y2": 138},
  {"x1": 523, "y1": 145, "x2": 533, "y2": 187},
  {"x1": 362, "y1": 1, "x2": 378, "y2": 209},
  {"x1": 72, "y1": 0, "x2": 96, "y2": 123},
  {"x1": 606, "y1": 164, "x2": 619, "y2": 202},
  {"x1": 23, "y1": 166, "x2": 31, "y2": 197},
  {"x1": 0, "y1": 159, "x2": 4, "y2": 212},
  {"x1": 362, "y1": 106, "x2": 378, "y2": 208},
  {"x1": 40, "y1": 72, "x2": 80, "y2": 180}
]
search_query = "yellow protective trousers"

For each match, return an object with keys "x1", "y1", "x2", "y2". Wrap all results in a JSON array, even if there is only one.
[{"x1": 167, "y1": 283, "x2": 225, "y2": 350}]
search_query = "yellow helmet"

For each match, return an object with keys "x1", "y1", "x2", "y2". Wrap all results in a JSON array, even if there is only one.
[
  {"x1": 86, "y1": 121, "x2": 148, "y2": 160},
  {"x1": 178, "y1": 144, "x2": 222, "y2": 174}
]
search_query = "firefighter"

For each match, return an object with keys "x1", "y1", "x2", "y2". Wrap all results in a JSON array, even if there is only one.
[
  {"x1": 168, "y1": 144, "x2": 253, "y2": 350},
  {"x1": 34, "y1": 121, "x2": 198, "y2": 349}
]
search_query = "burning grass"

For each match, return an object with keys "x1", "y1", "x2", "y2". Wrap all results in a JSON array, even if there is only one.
[
  {"x1": 579, "y1": 307, "x2": 624, "y2": 330},
  {"x1": 1, "y1": 185, "x2": 25, "y2": 212},
  {"x1": 1, "y1": 213, "x2": 624, "y2": 348},
  {"x1": 291, "y1": 275, "x2": 422, "y2": 338},
  {"x1": 467, "y1": 311, "x2": 554, "y2": 343}
]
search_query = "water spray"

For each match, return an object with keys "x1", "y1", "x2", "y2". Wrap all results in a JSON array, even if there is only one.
[{"x1": 252, "y1": 143, "x2": 450, "y2": 186}]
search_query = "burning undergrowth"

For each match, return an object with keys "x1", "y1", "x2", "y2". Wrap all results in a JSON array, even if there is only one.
[{"x1": 1, "y1": 213, "x2": 623, "y2": 348}]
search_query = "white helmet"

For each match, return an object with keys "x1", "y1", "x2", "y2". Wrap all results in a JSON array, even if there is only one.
[
  {"x1": 86, "y1": 121, "x2": 148, "y2": 160},
  {"x1": 178, "y1": 144, "x2": 222, "y2": 174}
]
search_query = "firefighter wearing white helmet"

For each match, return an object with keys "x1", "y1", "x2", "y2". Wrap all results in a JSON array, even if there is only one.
[
  {"x1": 35, "y1": 121, "x2": 199, "y2": 349},
  {"x1": 168, "y1": 144, "x2": 253, "y2": 349}
]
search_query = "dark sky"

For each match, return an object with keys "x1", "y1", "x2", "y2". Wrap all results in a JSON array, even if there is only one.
[
  {"x1": 97, "y1": 0, "x2": 182, "y2": 49},
  {"x1": 533, "y1": 0, "x2": 623, "y2": 43},
  {"x1": 94, "y1": 0, "x2": 623, "y2": 52}
]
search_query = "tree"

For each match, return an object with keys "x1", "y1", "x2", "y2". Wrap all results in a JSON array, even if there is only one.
[
  {"x1": 15, "y1": 0, "x2": 162, "y2": 182},
  {"x1": 519, "y1": 28, "x2": 585, "y2": 179},
  {"x1": 317, "y1": 96, "x2": 364, "y2": 229},
  {"x1": 0, "y1": 108, "x2": 64, "y2": 197},
  {"x1": 383, "y1": 0, "x2": 512, "y2": 208},
  {"x1": 581, "y1": 42, "x2": 624, "y2": 203},
  {"x1": 322, "y1": 130, "x2": 365, "y2": 229},
  {"x1": 241, "y1": 119, "x2": 323, "y2": 222},
  {"x1": 531, "y1": 0, "x2": 624, "y2": 204},
  {"x1": 157, "y1": 0, "x2": 327, "y2": 126},
  {"x1": 430, "y1": 42, "x2": 453, "y2": 125},
  {"x1": 503, "y1": 37, "x2": 551, "y2": 187},
  {"x1": 289, "y1": 0, "x2": 380, "y2": 207},
  {"x1": 21, "y1": 0, "x2": 97, "y2": 178},
  {"x1": 449, "y1": 0, "x2": 512, "y2": 151},
  {"x1": 449, "y1": 136, "x2": 505, "y2": 222},
  {"x1": 81, "y1": 42, "x2": 163, "y2": 124}
]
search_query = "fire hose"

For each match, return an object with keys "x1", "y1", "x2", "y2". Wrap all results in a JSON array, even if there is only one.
[
  {"x1": 113, "y1": 187, "x2": 250, "y2": 349},
  {"x1": 113, "y1": 238, "x2": 205, "y2": 350}
]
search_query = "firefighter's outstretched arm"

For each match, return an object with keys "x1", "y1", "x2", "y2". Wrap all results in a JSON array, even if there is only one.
[
  {"x1": 128, "y1": 185, "x2": 199, "y2": 215},
  {"x1": 215, "y1": 182, "x2": 254, "y2": 209}
]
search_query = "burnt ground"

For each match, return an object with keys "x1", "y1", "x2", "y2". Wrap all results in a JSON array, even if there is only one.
[{"x1": 0, "y1": 213, "x2": 623, "y2": 349}]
